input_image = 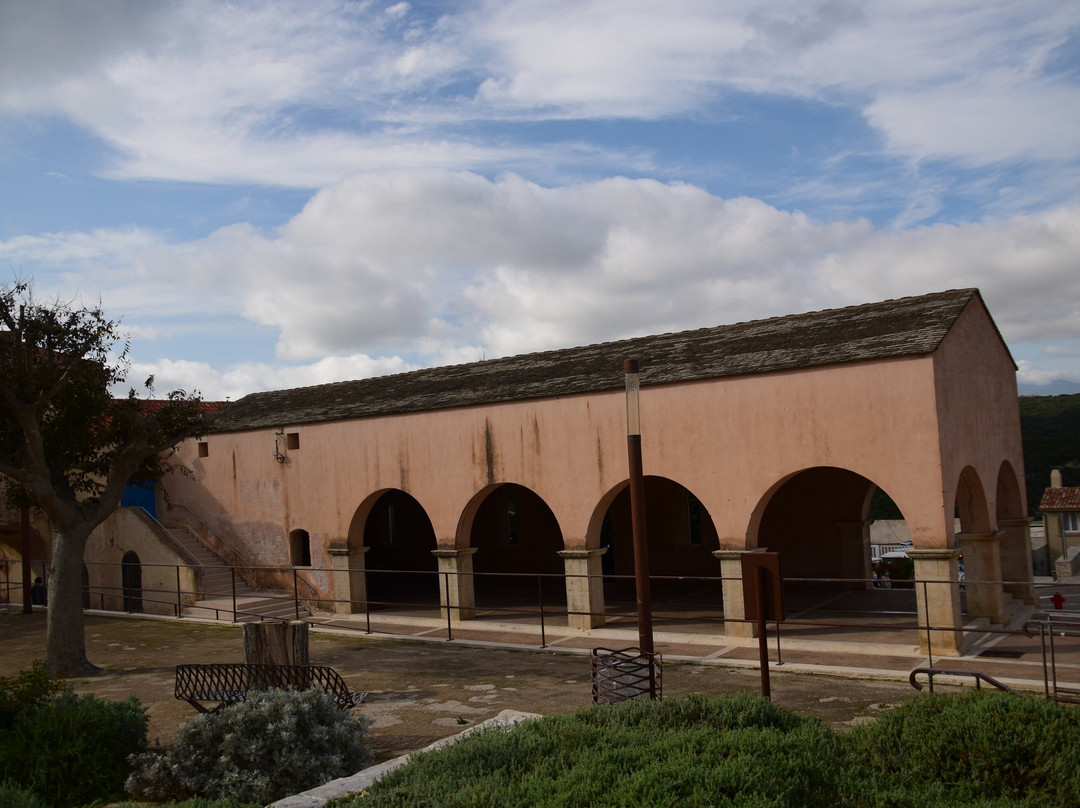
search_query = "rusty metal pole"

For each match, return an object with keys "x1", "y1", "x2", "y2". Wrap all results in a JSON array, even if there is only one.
[
  {"x1": 756, "y1": 565, "x2": 771, "y2": 700},
  {"x1": 21, "y1": 505, "x2": 32, "y2": 614},
  {"x1": 625, "y1": 359, "x2": 654, "y2": 657}
]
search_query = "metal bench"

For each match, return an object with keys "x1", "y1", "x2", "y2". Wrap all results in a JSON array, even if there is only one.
[{"x1": 175, "y1": 663, "x2": 367, "y2": 714}]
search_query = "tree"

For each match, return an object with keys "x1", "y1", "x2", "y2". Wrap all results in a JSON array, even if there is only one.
[{"x1": 0, "y1": 279, "x2": 206, "y2": 676}]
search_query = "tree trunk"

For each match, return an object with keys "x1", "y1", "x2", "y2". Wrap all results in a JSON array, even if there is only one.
[
  {"x1": 242, "y1": 621, "x2": 310, "y2": 666},
  {"x1": 45, "y1": 526, "x2": 101, "y2": 677}
]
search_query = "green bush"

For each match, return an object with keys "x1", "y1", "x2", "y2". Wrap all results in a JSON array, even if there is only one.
[
  {"x1": 127, "y1": 687, "x2": 374, "y2": 805},
  {"x1": 336, "y1": 693, "x2": 1080, "y2": 808},
  {"x1": 358, "y1": 695, "x2": 847, "y2": 807},
  {"x1": 0, "y1": 781, "x2": 47, "y2": 808},
  {"x1": 111, "y1": 800, "x2": 262, "y2": 808},
  {"x1": 0, "y1": 688, "x2": 148, "y2": 808},
  {"x1": 845, "y1": 691, "x2": 1080, "y2": 806},
  {"x1": 0, "y1": 661, "x2": 67, "y2": 728}
]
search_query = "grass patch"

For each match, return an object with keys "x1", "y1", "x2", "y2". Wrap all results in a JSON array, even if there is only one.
[{"x1": 330, "y1": 692, "x2": 1080, "y2": 808}]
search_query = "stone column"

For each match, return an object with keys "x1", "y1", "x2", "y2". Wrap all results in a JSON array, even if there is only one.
[
  {"x1": 997, "y1": 518, "x2": 1037, "y2": 605},
  {"x1": 327, "y1": 546, "x2": 368, "y2": 615},
  {"x1": 907, "y1": 548, "x2": 965, "y2": 656},
  {"x1": 957, "y1": 532, "x2": 1006, "y2": 625},
  {"x1": 432, "y1": 547, "x2": 478, "y2": 621},
  {"x1": 837, "y1": 520, "x2": 873, "y2": 589},
  {"x1": 712, "y1": 547, "x2": 768, "y2": 639},
  {"x1": 558, "y1": 548, "x2": 607, "y2": 630}
]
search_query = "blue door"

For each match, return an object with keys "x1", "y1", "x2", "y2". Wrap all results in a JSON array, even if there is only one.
[{"x1": 121, "y1": 480, "x2": 156, "y2": 519}]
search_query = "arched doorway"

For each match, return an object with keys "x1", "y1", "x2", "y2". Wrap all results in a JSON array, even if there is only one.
[
  {"x1": 467, "y1": 483, "x2": 565, "y2": 606},
  {"x1": 996, "y1": 460, "x2": 1036, "y2": 603},
  {"x1": 289, "y1": 529, "x2": 312, "y2": 567},
  {"x1": 358, "y1": 490, "x2": 439, "y2": 606},
  {"x1": 598, "y1": 476, "x2": 720, "y2": 613},
  {"x1": 121, "y1": 551, "x2": 142, "y2": 613},
  {"x1": 753, "y1": 466, "x2": 916, "y2": 621}
]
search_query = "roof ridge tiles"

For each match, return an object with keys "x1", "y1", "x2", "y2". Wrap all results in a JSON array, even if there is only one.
[{"x1": 207, "y1": 288, "x2": 980, "y2": 433}]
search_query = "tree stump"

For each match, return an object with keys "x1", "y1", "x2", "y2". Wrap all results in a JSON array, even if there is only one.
[{"x1": 242, "y1": 621, "x2": 310, "y2": 667}]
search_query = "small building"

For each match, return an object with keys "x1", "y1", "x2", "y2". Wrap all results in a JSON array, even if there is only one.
[{"x1": 1041, "y1": 470, "x2": 1080, "y2": 578}]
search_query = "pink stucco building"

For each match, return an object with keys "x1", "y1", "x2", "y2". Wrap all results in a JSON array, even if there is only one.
[
  {"x1": 2, "y1": 288, "x2": 1033, "y2": 655},
  {"x1": 150, "y1": 288, "x2": 1029, "y2": 655}
]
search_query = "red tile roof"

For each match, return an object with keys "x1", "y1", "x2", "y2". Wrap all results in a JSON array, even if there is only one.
[{"x1": 1040, "y1": 487, "x2": 1080, "y2": 512}]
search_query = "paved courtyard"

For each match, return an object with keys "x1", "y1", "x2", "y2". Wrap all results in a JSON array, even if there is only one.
[{"x1": 2, "y1": 607, "x2": 938, "y2": 762}]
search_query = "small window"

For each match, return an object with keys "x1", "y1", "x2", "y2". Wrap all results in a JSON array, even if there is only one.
[
  {"x1": 289, "y1": 529, "x2": 312, "y2": 567},
  {"x1": 507, "y1": 500, "x2": 518, "y2": 545},
  {"x1": 1064, "y1": 513, "x2": 1080, "y2": 533},
  {"x1": 197, "y1": 441, "x2": 209, "y2": 458},
  {"x1": 687, "y1": 493, "x2": 703, "y2": 545},
  {"x1": 286, "y1": 432, "x2": 300, "y2": 451}
]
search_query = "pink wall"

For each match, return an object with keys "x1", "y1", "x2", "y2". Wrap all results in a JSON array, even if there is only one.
[{"x1": 164, "y1": 296, "x2": 1024, "y2": 584}]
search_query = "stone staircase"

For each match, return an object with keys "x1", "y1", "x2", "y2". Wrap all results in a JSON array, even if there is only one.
[
  {"x1": 963, "y1": 593, "x2": 1034, "y2": 641},
  {"x1": 164, "y1": 523, "x2": 310, "y2": 623}
]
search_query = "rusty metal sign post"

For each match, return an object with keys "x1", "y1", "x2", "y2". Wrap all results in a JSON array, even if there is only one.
[{"x1": 741, "y1": 552, "x2": 785, "y2": 700}]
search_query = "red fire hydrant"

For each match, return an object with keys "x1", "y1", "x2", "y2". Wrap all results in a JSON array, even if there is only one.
[{"x1": 1051, "y1": 592, "x2": 1066, "y2": 610}]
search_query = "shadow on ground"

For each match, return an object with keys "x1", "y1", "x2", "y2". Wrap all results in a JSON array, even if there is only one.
[{"x1": 0, "y1": 609, "x2": 937, "y2": 761}]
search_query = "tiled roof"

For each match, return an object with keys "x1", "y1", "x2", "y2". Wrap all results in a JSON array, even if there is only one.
[
  {"x1": 1040, "y1": 487, "x2": 1080, "y2": 512},
  {"x1": 209, "y1": 288, "x2": 986, "y2": 433}
]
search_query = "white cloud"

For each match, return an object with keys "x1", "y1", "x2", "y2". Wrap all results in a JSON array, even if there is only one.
[
  {"x1": 12, "y1": 171, "x2": 1080, "y2": 399},
  {"x1": 131, "y1": 354, "x2": 416, "y2": 403},
  {"x1": 2, "y1": 0, "x2": 1077, "y2": 189}
]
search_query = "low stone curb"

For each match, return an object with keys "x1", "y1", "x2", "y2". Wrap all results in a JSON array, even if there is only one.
[{"x1": 270, "y1": 709, "x2": 541, "y2": 808}]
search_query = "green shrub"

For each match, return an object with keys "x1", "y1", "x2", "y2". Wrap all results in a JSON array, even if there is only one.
[
  {"x1": 845, "y1": 691, "x2": 1080, "y2": 806},
  {"x1": 111, "y1": 800, "x2": 262, "y2": 808},
  {"x1": 0, "y1": 781, "x2": 47, "y2": 808},
  {"x1": 0, "y1": 661, "x2": 68, "y2": 728},
  {"x1": 338, "y1": 693, "x2": 1080, "y2": 808},
  {"x1": 0, "y1": 689, "x2": 148, "y2": 807},
  {"x1": 127, "y1": 687, "x2": 374, "y2": 805},
  {"x1": 359, "y1": 695, "x2": 847, "y2": 807}
]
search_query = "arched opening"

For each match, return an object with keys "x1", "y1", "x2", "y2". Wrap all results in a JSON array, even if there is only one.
[
  {"x1": 955, "y1": 465, "x2": 991, "y2": 534},
  {"x1": 467, "y1": 483, "x2": 565, "y2": 606},
  {"x1": 752, "y1": 466, "x2": 920, "y2": 623},
  {"x1": 82, "y1": 563, "x2": 90, "y2": 610},
  {"x1": 357, "y1": 490, "x2": 438, "y2": 606},
  {"x1": 597, "y1": 476, "x2": 720, "y2": 611},
  {"x1": 756, "y1": 467, "x2": 876, "y2": 581},
  {"x1": 996, "y1": 460, "x2": 1037, "y2": 599},
  {"x1": 121, "y1": 551, "x2": 143, "y2": 613},
  {"x1": 289, "y1": 529, "x2": 312, "y2": 567}
]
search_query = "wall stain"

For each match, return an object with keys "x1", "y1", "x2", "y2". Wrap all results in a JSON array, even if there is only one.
[
  {"x1": 484, "y1": 419, "x2": 497, "y2": 485},
  {"x1": 596, "y1": 435, "x2": 604, "y2": 480}
]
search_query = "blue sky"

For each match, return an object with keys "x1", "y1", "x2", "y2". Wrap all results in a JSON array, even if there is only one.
[{"x1": 1, "y1": 0, "x2": 1078, "y2": 399}]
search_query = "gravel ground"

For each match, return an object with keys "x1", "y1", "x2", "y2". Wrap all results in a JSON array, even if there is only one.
[{"x1": 0, "y1": 608, "x2": 937, "y2": 761}]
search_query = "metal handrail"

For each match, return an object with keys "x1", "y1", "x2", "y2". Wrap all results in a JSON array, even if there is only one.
[
  {"x1": 909, "y1": 667, "x2": 1017, "y2": 695},
  {"x1": 168, "y1": 503, "x2": 255, "y2": 568},
  {"x1": 1023, "y1": 612, "x2": 1080, "y2": 702},
  {"x1": 130, "y1": 507, "x2": 203, "y2": 568}
]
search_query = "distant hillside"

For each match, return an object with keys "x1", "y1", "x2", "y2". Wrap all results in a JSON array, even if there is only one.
[{"x1": 1020, "y1": 393, "x2": 1080, "y2": 515}]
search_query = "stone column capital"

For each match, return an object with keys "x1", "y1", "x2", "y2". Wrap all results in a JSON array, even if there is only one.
[
  {"x1": 956, "y1": 532, "x2": 1001, "y2": 543},
  {"x1": 432, "y1": 547, "x2": 478, "y2": 559},
  {"x1": 327, "y1": 545, "x2": 368, "y2": 557},
  {"x1": 712, "y1": 547, "x2": 767, "y2": 561},
  {"x1": 906, "y1": 548, "x2": 960, "y2": 561},
  {"x1": 557, "y1": 548, "x2": 607, "y2": 560}
]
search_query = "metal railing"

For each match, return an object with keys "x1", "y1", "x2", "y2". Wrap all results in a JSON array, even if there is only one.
[
  {"x1": 166, "y1": 503, "x2": 255, "y2": 568},
  {"x1": 130, "y1": 507, "x2": 204, "y2": 568},
  {"x1": 909, "y1": 667, "x2": 1017, "y2": 694},
  {"x1": 16, "y1": 559, "x2": 1080, "y2": 702},
  {"x1": 1024, "y1": 611, "x2": 1080, "y2": 703}
]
